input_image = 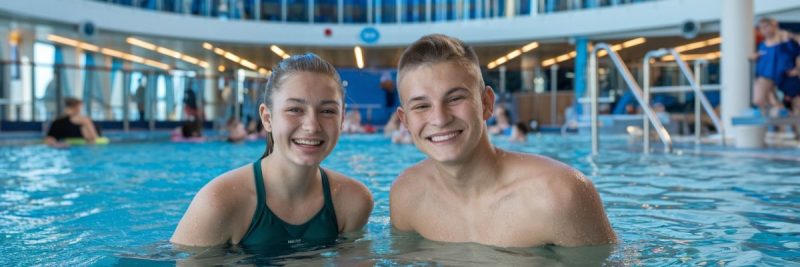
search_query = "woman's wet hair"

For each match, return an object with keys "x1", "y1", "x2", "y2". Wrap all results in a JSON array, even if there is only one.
[{"x1": 260, "y1": 53, "x2": 343, "y2": 159}]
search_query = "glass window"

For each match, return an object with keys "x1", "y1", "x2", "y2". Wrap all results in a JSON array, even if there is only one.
[
  {"x1": 287, "y1": 0, "x2": 308, "y2": 22},
  {"x1": 315, "y1": 0, "x2": 338, "y2": 22},
  {"x1": 259, "y1": 0, "x2": 282, "y2": 21},
  {"x1": 518, "y1": 0, "x2": 530, "y2": 15},
  {"x1": 344, "y1": 0, "x2": 368, "y2": 23},
  {"x1": 380, "y1": 0, "x2": 398, "y2": 23},
  {"x1": 404, "y1": 0, "x2": 424, "y2": 23}
]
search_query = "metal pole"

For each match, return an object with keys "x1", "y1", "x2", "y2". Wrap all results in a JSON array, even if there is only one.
[
  {"x1": 234, "y1": 71, "x2": 241, "y2": 122},
  {"x1": 367, "y1": 0, "x2": 373, "y2": 23},
  {"x1": 30, "y1": 62, "x2": 36, "y2": 121},
  {"x1": 55, "y1": 65, "x2": 63, "y2": 117},
  {"x1": 642, "y1": 49, "x2": 669, "y2": 153},
  {"x1": 499, "y1": 65, "x2": 507, "y2": 93},
  {"x1": 694, "y1": 61, "x2": 701, "y2": 144},
  {"x1": 426, "y1": 0, "x2": 432, "y2": 22},
  {"x1": 669, "y1": 49, "x2": 724, "y2": 145},
  {"x1": 376, "y1": 0, "x2": 382, "y2": 23},
  {"x1": 596, "y1": 44, "x2": 673, "y2": 154},
  {"x1": 550, "y1": 64, "x2": 558, "y2": 125},
  {"x1": 308, "y1": 0, "x2": 314, "y2": 23},
  {"x1": 589, "y1": 50, "x2": 598, "y2": 155},
  {"x1": 122, "y1": 70, "x2": 130, "y2": 132},
  {"x1": 282, "y1": 0, "x2": 288, "y2": 22},
  {"x1": 86, "y1": 68, "x2": 93, "y2": 119},
  {"x1": 148, "y1": 72, "x2": 156, "y2": 131},
  {"x1": 397, "y1": 0, "x2": 402, "y2": 23},
  {"x1": 643, "y1": 56, "x2": 650, "y2": 153},
  {"x1": 254, "y1": 0, "x2": 261, "y2": 20}
]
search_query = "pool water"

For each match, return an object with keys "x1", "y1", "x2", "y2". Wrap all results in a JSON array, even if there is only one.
[{"x1": 1, "y1": 134, "x2": 799, "y2": 266}]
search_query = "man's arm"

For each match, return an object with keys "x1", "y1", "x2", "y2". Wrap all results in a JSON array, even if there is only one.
[
  {"x1": 390, "y1": 173, "x2": 419, "y2": 232},
  {"x1": 547, "y1": 171, "x2": 617, "y2": 247}
]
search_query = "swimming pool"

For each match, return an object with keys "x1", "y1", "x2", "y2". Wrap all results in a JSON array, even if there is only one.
[{"x1": 1, "y1": 134, "x2": 798, "y2": 265}]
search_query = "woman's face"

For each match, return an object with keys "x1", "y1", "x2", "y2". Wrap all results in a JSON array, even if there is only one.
[{"x1": 262, "y1": 72, "x2": 343, "y2": 167}]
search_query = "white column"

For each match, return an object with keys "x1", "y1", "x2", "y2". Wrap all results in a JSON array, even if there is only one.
[
  {"x1": 521, "y1": 53, "x2": 537, "y2": 91},
  {"x1": 0, "y1": 27, "x2": 8, "y2": 120},
  {"x1": 721, "y1": 0, "x2": 753, "y2": 139}
]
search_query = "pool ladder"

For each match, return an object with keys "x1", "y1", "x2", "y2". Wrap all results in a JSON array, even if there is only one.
[
  {"x1": 589, "y1": 45, "x2": 725, "y2": 155},
  {"x1": 642, "y1": 48, "x2": 725, "y2": 149}
]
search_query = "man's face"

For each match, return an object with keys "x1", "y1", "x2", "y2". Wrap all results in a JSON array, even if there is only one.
[
  {"x1": 397, "y1": 61, "x2": 494, "y2": 165},
  {"x1": 66, "y1": 103, "x2": 83, "y2": 116},
  {"x1": 758, "y1": 21, "x2": 776, "y2": 37}
]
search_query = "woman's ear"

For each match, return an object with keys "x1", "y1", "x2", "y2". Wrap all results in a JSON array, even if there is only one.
[{"x1": 259, "y1": 104, "x2": 272, "y2": 132}]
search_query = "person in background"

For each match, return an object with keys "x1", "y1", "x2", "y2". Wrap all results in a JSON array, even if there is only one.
[
  {"x1": 752, "y1": 17, "x2": 799, "y2": 117},
  {"x1": 488, "y1": 104, "x2": 512, "y2": 135},
  {"x1": 226, "y1": 117, "x2": 248, "y2": 143},
  {"x1": 343, "y1": 109, "x2": 365, "y2": 133},
  {"x1": 183, "y1": 85, "x2": 201, "y2": 121},
  {"x1": 135, "y1": 77, "x2": 147, "y2": 121},
  {"x1": 381, "y1": 71, "x2": 397, "y2": 114},
  {"x1": 44, "y1": 97, "x2": 102, "y2": 148},
  {"x1": 509, "y1": 121, "x2": 529, "y2": 143}
]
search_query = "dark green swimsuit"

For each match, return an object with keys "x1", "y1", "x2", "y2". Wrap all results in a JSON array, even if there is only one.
[{"x1": 239, "y1": 159, "x2": 340, "y2": 246}]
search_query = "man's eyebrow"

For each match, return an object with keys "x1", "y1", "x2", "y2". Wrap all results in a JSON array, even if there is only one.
[
  {"x1": 445, "y1": 87, "x2": 470, "y2": 96},
  {"x1": 286, "y1": 98, "x2": 306, "y2": 104},
  {"x1": 407, "y1": 95, "x2": 428, "y2": 103}
]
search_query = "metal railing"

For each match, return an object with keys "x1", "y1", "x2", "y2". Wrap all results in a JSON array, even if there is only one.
[
  {"x1": 0, "y1": 60, "x2": 267, "y2": 131},
  {"x1": 589, "y1": 43, "x2": 672, "y2": 155},
  {"x1": 643, "y1": 48, "x2": 724, "y2": 148},
  {"x1": 92, "y1": 0, "x2": 660, "y2": 24}
]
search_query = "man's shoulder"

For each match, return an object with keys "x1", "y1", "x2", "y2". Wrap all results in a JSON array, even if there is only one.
[
  {"x1": 391, "y1": 160, "x2": 434, "y2": 194},
  {"x1": 500, "y1": 150, "x2": 591, "y2": 206},
  {"x1": 501, "y1": 150, "x2": 576, "y2": 180}
]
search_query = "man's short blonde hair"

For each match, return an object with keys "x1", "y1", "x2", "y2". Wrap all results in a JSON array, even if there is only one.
[{"x1": 397, "y1": 34, "x2": 485, "y2": 93}]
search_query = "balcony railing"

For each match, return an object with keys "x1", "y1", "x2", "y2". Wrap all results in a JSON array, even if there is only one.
[{"x1": 92, "y1": 0, "x2": 659, "y2": 24}]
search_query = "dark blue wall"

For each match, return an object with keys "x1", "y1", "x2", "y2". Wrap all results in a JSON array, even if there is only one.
[{"x1": 338, "y1": 68, "x2": 398, "y2": 126}]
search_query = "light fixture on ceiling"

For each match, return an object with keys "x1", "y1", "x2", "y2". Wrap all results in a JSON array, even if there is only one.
[{"x1": 354, "y1": 46, "x2": 364, "y2": 69}]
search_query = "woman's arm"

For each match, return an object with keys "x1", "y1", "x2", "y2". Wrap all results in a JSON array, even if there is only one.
[{"x1": 171, "y1": 182, "x2": 237, "y2": 247}]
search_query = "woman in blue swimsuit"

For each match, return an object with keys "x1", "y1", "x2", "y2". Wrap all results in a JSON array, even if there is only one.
[
  {"x1": 752, "y1": 17, "x2": 799, "y2": 115},
  {"x1": 171, "y1": 54, "x2": 373, "y2": 248}
]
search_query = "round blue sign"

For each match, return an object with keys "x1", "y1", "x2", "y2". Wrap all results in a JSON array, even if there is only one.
[{"x1": 359, "y1": 27, "x2": 380, "y2": 44}]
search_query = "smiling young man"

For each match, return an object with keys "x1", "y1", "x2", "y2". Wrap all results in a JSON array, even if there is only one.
[{"x1": 390, "y1": 34, "x2": 617, "y2": 248}]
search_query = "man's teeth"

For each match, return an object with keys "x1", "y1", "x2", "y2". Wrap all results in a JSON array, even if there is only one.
[
  {"x1": 430, "y1": 132, "x2": 459, "y2": 142},
  {"x1": 294, "y1": 139, "x2": 322, "y2": 145}
]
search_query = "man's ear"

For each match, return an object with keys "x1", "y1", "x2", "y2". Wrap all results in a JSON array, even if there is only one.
[
  {"x1": 259, "y1": 104, "x2": 272, "y2": 132},
  {"x1": 396, "y1": 106, "x2": 407, "y2": 128},
  {"x1": 481, "y1": 86, "x2": 496, "y2": 120}
]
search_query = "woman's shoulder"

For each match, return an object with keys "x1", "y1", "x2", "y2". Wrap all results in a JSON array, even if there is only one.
[
  {"x1": 322, "y1": 168, "x2": 373, "y2": 231},
  {"x1": 196, "y1": 164, "x2": 258, "y2": 211},
  {"x1": 322, "y1": 169, "x2": 371, "y2": 200}
]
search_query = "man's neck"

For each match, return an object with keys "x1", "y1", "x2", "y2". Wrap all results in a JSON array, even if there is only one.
[{"x1": 431, "y1": 134, "x2": 503, "y2": 200}]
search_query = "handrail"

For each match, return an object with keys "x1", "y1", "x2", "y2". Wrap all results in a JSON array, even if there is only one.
[
  {"x1": 649, "y1": 84, "x2": 721, "y2": 93},
  {"x1": 643, "y1": 49, "x2": 725, "y2": 146},
  {"x1": 590, "y1": 43, "x2": 672, "y2": 155}
]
